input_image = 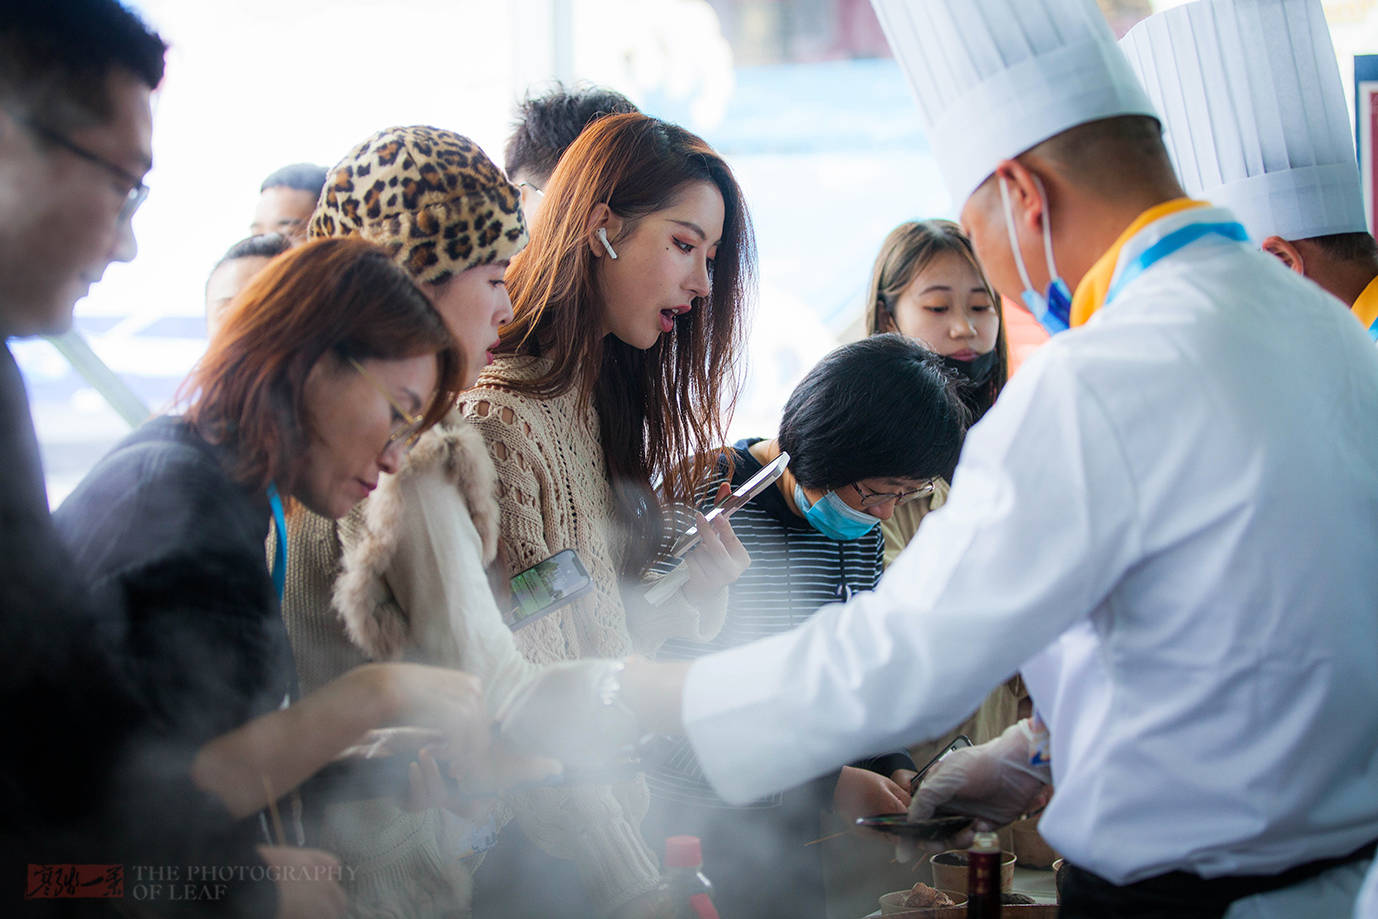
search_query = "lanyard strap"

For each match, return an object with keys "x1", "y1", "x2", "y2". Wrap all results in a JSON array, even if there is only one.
[
  {"x1": 1104, "y1": 221, "x2": 1249, "y2": 307},
  {"x1": 266, "y1": 482, "x2": 287, "y2": 603}
]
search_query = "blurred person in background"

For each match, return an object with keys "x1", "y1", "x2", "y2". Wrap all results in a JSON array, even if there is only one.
[
  {"x1": 0, "y1": 3, "x2": 280, "y2": 914},
  {"x1": 459, "y1": 111, "x2": 756, "y2": 918},
  {"x1": 204, "y1": 232, "x2": 290, "y2": 337},
  {"x1": 504, "y1": 83, "x2": 639, "y2": 226},
  {"x1": 1, "y1": 6, "x2": 362, "y2": 914},
  {"x1": 250, "y1": 162, "x2": 326, "y2": 242},
  {"x1": 645, "y1": 334, "x2": 967, "y2": 919}
]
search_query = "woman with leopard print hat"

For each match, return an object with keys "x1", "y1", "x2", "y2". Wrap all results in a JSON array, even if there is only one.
[{"x1": 281, "y1": 126, "x2": 656, "y2": 918}]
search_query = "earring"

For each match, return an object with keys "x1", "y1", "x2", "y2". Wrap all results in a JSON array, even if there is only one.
[{"x1": 596, "y1": 227, "x2": 619, "y2": 260}]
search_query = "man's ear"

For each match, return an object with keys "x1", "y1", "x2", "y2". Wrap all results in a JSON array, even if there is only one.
[
  {"x1": 584, "y1": 204, "x2": 625, "y2": 260},
  {"x1": 992, "y1": 158, "x2": 1045, "y2": 234},
  {"x1": 1261, "y1": 235, "x2": 1305, "y2": 275}
]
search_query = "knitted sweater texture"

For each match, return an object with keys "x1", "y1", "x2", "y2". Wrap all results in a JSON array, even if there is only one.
[{"x1": 459, "y1": 355, "x2": 726, "y2": 662}]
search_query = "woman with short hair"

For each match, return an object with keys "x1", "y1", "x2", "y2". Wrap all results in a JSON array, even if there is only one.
[{"x1": 645, "y1": 333, "x2": 969, "y2": 919}]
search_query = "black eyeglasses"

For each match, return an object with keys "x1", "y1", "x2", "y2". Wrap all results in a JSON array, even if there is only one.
[
  {"x1": 850, "y1": 480, "x2": 937, "y2": 509},
  {"x1": 19, "y1": 116, "x2": 148, "y2": 223}
]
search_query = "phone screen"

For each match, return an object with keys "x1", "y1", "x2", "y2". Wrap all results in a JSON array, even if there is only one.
[
  {"x1": 670, "y1": 451, "x2": 790, "y2": 557},
  {"x1": 507, "y1": 549, "x2": 593, "y2": 628}
]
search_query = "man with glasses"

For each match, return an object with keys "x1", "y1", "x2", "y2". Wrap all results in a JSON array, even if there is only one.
[
  {"x1": 0, "y1": 5, "x2": 339, "y2": 916},
  {"x1": 641, "y1": 334, "x2": 966, "y2": 919}
]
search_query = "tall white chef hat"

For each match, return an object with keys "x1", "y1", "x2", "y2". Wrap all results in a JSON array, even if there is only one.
[
  {"x1": 870, "y1": 0, "x2": 1158, "y2": 208},
  {"x1": 1120, "y1": 0, "x2": 1364, "y2": 241}
]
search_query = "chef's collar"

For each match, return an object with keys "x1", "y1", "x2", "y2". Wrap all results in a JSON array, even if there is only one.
[
  {"x1": 1069, "y1": 198, "x2": 1209, "y2": 326},
  {"x1": 1352, "y1": 274, "x2": 1378, "y2": 342}
]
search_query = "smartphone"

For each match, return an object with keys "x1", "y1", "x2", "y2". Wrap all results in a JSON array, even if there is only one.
[
  {"x1": 669, "y1": 451, "x2": 790, "y2": 557},
  {"x1": 506, "y1": 549, "x2": 593, "y2": 629},
  {"x1": 910, "y1": 734, "x2": 974, "y2": 793},
  {"x1": 853, "y1": 814, "x2": 974, "y2": 839}
]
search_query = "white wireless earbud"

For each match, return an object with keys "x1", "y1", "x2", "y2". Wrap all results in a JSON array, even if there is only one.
[{"x1": 596, "y1": 227, "x2": 618, "y2": 260}]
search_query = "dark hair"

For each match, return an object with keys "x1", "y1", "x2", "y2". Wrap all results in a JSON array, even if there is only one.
[
  {"x1": 501, "y1": 113, "x2": 755, "y2": 576},
  {"x1": 779, "y1": 334, "x2": 969, "y2": 490},
  {"x1": 1302, "y1": 231, "x2": 1378, "y2": 264},
  {"x1": 259, "y1": 163, "x2": 328, "y2": 196},
  {"x1": 207, "y1": 233, "x2": 292, "y2": 285},
  {"x1": 504, "y1": 83, "x2": 640, "y2": 186},
  {"x1": 182, "y1": 238, "x2": 463, "y2": 495},
  {"x1": 866, "y1": 219, "x2": 1008, "y2": 420},
  {"x1": 0, "y1": 0, "x2": 166, "y2": 132}
]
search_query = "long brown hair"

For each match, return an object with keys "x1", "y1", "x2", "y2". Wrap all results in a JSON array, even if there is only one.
[
  {"x1": 865, "y1": 219, "x2": 1008, "y2": 418},
  {"x1": 182, "y1": 237, "x2": 463, "y2": 494},
  {"x1": 499, "y1": 113, "x2": 755, "y2": 576}
]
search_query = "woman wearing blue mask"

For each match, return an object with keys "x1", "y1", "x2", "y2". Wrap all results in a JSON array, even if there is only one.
[{"x1": 643, "y1": 333, "x2": 967, "y2": 919}]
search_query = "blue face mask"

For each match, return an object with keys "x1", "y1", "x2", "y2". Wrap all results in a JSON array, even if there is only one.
[
  {"x1": 999, "y1": 174, "x2": 1072, "y2": 336},
  {"x1": 794, "y1": 483, "x2": 879, "y2": 542}
]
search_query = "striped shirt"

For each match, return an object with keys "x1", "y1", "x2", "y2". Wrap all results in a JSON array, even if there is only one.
[{"x1": 650, "y1": 439, "x2": 887, "y2": 807}]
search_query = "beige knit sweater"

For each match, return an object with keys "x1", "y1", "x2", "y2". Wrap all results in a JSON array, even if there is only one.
[
  {"x1": 282, "y1": 410, "x2": 664, "y2": 917},
  {"x1": 458, "y1": 355, "x2": 728, "y2": 661}
]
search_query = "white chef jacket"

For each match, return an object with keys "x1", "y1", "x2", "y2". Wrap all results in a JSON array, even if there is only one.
[{"x1": 683, "y1": 207, "x2": 1378, "y2": 891}]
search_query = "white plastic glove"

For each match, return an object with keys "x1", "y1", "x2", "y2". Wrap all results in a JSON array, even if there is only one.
[
  {"x1": 495, "y1": 660, "x2": 641, "y2": 767},
  {"x1": 899, "y1": 719, "x2": 1052, "y2": 862}
]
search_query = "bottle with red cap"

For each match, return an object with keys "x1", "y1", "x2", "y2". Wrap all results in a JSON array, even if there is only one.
[{"x1": 661, "y1": 835, "x2": 719, "y2": 919}]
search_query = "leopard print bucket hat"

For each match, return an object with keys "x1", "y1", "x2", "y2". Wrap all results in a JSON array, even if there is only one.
[{"x1": 310, "y1": 125, "x2": 527, "y2": 284}]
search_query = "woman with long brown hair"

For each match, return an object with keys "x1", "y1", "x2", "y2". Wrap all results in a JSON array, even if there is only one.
[
  {"x1": 458, "y1": 112, "x2": 756, "y2": 917},
  {"x1": 52, "y1": 238, "x2": 496, "y2": 917}
]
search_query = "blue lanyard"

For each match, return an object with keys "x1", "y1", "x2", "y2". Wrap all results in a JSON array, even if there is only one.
[
  {"x1": 1369, "y1": 315, "x2": 1378, "y2": 343},
  {"x1": 1104, "y1": 220, "x2": 1249, "y2": 307},
  {"x1": 266, "y1": 483, "x2": 287, "y2": 603}
]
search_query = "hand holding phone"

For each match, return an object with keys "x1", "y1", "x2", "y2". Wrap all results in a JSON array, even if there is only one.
[{"x1": 668, "y1": 451, "x2": 790, "y2": 557}]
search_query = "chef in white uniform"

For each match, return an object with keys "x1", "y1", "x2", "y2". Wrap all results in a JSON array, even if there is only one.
[
  {"x1": 1120, "y1": 0, "x2": 1378, "y2": 344},
  {"x1": 497, "y1": 0, "x2": 1378, "y2": 915}
]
